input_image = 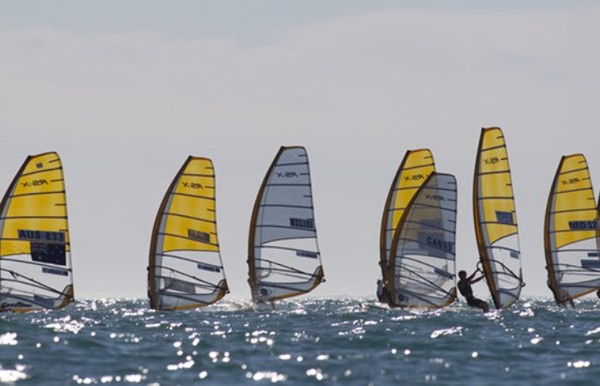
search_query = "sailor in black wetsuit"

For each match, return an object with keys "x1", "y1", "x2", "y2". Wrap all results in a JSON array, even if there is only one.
[
  {"x1": 376, "y1": 279, "x2": 391, "y2": 304},
  {"x1": 457, "y1": 270, "x2": 489, "y2": 313}
]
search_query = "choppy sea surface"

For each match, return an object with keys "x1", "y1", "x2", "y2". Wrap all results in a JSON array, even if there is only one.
[{"x1": 2, "y1": 298, "x2": 600, "y2": 385}]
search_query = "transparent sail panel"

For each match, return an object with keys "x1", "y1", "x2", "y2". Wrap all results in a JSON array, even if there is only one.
[
  {"x1": 249, "y1": 147, "x2": 324, "y2": 303},
  {"x1": 380, "y1": 149, "x2": 435, "y2": 282},
  {"x1": 545, "y1": 154, "x2": 599, "y2": 304},
  {"x1": 0, "y1": 152, "x2": 74, "y2": 312},
  {"x1": 148, "y1": 157, "x2": 228, "y2": 310},
  {"x1": 389, "y1": 173, "x2": 457, "y2": 309},
  {"x1": 474, "y1": 127, "x2": 522, "y2": 308}
]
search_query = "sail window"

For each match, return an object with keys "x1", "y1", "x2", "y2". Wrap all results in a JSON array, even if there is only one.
[
  {"x1": 31, "y1": 242, "x2": 67, "y2": 265},
  {"x1": 495, "y1": 211, "x2": 514, "y2": 225},
  {"x1": 188, "y1": 229, "x2": 211, "y2": 243},
  {"x1": 289, "y1": 218, "x2": 315, "y2": 230}
]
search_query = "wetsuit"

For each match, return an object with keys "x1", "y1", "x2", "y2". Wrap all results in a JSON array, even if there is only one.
[
  {"x1": 457, "y1": 279, "x2": 488, "y2": 311},
  {"x1": 376, "y1": 282, "x2": 390, "y2": 304}
]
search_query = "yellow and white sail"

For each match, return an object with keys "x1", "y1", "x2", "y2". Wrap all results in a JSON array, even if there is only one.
[
  {"x1": 388, "y1": 172, "x2": 457, "y2": 309},
  {"x1": 380, "y1": 149, "x2": 435, "y2": 284},
  {"x1": 545, "y1": 154, "x2": 599, "y2": 305},
  {"x1": 247, "y1": 146, "x2": 324, "y2": 304},
  {"x1": 0, "y1": 152, "x2": 74, "y2": 312},
  {"x1": 473, "y1": 127, "x2": 523, "y2": 309},
  {"x1": 148, "y1": 157, "x2": 228, "y2": 311}
]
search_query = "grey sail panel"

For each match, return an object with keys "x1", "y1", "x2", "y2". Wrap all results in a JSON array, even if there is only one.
[{"x1": 389, "y1": 172, "x2": 457, "y2": 309}]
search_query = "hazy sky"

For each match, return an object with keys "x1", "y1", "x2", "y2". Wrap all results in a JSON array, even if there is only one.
[{"x1": 1, "y1": 1, "x2": 599, "y2": 301}]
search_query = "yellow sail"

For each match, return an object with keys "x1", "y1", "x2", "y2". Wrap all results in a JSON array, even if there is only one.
[
  {"x1": 0, "y1": 152, "x2": 74, "y2": 312},
  {"x1": 473, "y1": 127, "x2": 522, "y2": 309},
  {"x1": 545, "y1": 154, "x2": 599, "y2": 305},
  {"x1": 380, "y1": 149, "x2": 435, "y2": 283},
  {"x1": 148, "y1": 157, "x2": 228, "y2": 311}
]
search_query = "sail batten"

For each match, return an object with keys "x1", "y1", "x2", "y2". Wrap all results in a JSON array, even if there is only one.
[
  {"x1": 473, "y1": 127, "x2": 523, "y2": 309},
  {"x1": 0, "y1": 152, "x2": 74, "y2": 312},
  {"x1": 248, "y1": 146, "x2": 324, "y2": 304},
  {"x1": 147, "y1": 157, "x2": 228, "y2": 311},
  {"x1": 545, "y1": 154, "x2": 599, "y2": 305}
]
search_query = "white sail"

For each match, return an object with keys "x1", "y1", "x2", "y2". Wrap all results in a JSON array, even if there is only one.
[
  {"x1": 247, "y1": 146, "x2": 324, "y2": 303},
  {"x1": 388, "y1": 172, "x2": 457, "y2": 309},
  {"x1": 0, "y1": 152, "x2": 74, "y2": 312}
]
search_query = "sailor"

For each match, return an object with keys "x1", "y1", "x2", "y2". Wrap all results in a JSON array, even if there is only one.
[
  {"x1": 457, "y1": 269, "x2": 489, "y2": 313},
  {"x1": 376, "y1": 279, "x2": 390, "y2": 304},
  {"x1": 257, "y1": 287, "x2": 275, "y2": 310}
]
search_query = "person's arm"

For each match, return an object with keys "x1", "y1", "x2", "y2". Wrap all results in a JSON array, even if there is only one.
[
  {"x1": 471, "y1": 275, "x2": 484, "y2": 284},
  {"x1": 467, "y1": 270, "x2": 479, "y2": 281}
]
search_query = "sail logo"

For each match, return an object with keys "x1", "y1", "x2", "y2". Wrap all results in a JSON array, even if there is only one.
[
  {"x1": 188, "y1": 229, "x2": 211, "y2": 243},
  {"x1": 197, "y1": 263, "x2": 221, "y2": 273},
  {"x1": 296, "y1": 250, "x2": 318, "y2": 259},
  {"x1": 403, "y1": 173, "x2": 427, "y2": 182},
  {"x1": 18, "y1": 230, "x2": 65, "y2": 243},
  {"x1": 20, "y1": 179, "x2": 49, "y2": 188},
  {"x1": 43, "y1": 267, "x2": 69, "y2": 276},
  {"x1": 0, "y1": 301, "x2": 31, "y2": 309},
  {"x1": 425, "y1": 194, "x2": 445, "y2": 202},
  {"x1": 483, "y1": 157, "x2": 503, "y2": 165},
  {"x1": 290, "y1": 218, "x2": 315, "y2": 230},
  {"x1": 182, "y1": 181, "x2": 203, "y2": 189},
  {"x1": 276, "y1": 171, "x2": 299, "y2": 178},
  {"x1": 569, "y1": 221, "x2": 598, "y2": 231},
  {"x1": 426, "y1": 236, "x2": 454, "y2": 253},
  {"x1": 561, "y1": 177, "x2": 581, "y2": 185}
]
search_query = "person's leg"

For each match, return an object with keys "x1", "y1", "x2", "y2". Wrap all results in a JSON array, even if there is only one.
[{"x1": 475, "y1": 298, "x2": 489, "y2": 313}]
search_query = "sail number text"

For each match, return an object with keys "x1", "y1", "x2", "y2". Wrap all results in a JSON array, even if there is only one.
[
  {"x1": 569, "y1": 221, "x2": 598, "y2": 230},
  {"x1": 18, "y1": 229, "x2": 65, "y2": 243}
]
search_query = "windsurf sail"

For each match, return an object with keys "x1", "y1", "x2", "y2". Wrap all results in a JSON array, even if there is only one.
[
  {"x1": 0, "y1": 152, "x2": 74, "y2": 312},
  {"x1": 148, "y1": 157, "x2": 228, "y2": 311},
  {"x1": 247, "y1": 146, "x2": 324, "y2": 304},
  {"x1": 473, "y1": 127, "x2": 523, "y2": 309},
  {"x1": 545, "y1": 154, "x2": 600, "y2": 305},
  {"x1": 388, "y1": 172, "x2": 457, "y2": 309},
  {"x1": 380, "y1": 149, "x2": 436, "y2": 284}
]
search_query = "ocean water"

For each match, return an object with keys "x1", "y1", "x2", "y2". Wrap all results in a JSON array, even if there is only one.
[{"x1": 1, "y1": 298, "x2": 600, "y2": 385}]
